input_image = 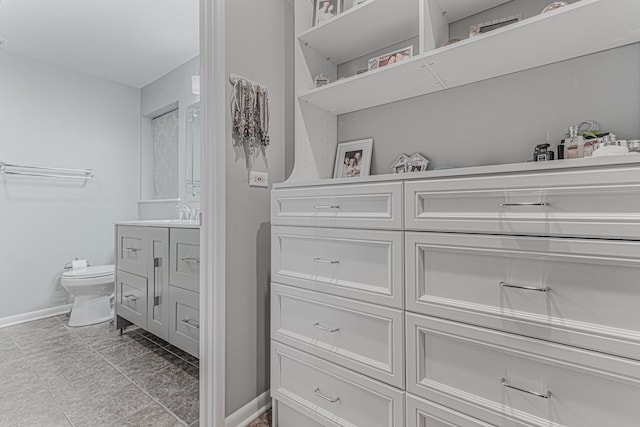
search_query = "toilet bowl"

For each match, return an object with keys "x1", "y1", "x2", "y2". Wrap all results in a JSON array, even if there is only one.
[{"x1": 61, "y1": 265, "x2": 115, "y2": 327}]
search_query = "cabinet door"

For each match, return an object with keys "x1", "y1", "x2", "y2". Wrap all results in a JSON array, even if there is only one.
[
  {"x1": 146, "y1": 228, "x2": 170, "y2": 341},
  {"x1": 116, "y1": 226, "x2": 148, "y2": 276},
  {"x1": 168, "y1": 286, "x2": 200, "y2": 358},
  {"x1": 116, "y1": 270, "x2": 147, "y2": 329},
  {"x1": 169, "y1": 228, "x2": 200, "y2": 293}
]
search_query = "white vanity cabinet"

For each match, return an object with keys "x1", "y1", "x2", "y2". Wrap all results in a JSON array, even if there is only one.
[{"x1": 115, "y1": 223, "x2": 200, "y2": 358}]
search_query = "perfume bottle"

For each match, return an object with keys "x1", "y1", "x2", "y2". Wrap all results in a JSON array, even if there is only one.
[{"x1": 564, "y1": 126, "x2": 583, "y2": 159}]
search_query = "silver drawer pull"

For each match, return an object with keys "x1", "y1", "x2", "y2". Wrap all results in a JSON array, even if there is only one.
[
  {"x1": 501, "y1": 378, "x2": 550, "y2": 399},
  {"x1": 314, "y1": 388, "x2": 340, "y2": 403},
  {"x1": 123, "y1": 295, "x2": 139, "y2": 302},
  {"x1": 499, "y1": 202, "x2": 550, "y2": 207},
  {"x1": 181, "y1": 319, "x2": 200, "y2": 329},
  {"x1": 314, "y1": 205, "x2": 340, "y2": 209},
  {"x1": 500, "y1": 281, "x2": 550, "y2": 293},
  {"x1": 181, "y1": 257, "x2": 200, "y2": 264},
  {"x1": 313, "y1": 322, "x2": 340, "y2": 333},
  {"x1": 124, "y1": 247, "x2": 140, "y2": 252},
  {"x1": 314, "y1": 258, "x2": 340, "y2": 264}
]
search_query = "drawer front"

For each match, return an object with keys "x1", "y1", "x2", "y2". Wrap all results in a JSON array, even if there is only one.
[
  {"x1": 272, "y1": 284, "x2": 404, "y2": 388},
  {"x1": 407, "y1": 313, "x2": 640, "y2": 427},
  {"x1": 169, "y1": 228, "x2": 200, "y2": 293},
  {"x1": 272, "y1": 342, "x2": 404, "y2": 427},
  {"x1": 272, "y1": 226, "x2": 403, "y2": 308},
  {"x1": 116, "y1": 270, "x2": 147, "y2": 329},
  {"x1": 116, "y1": 226, "x2": 148, "y2": 276},
  {"x1": 168, "y1": 286, "x2": 199, "y2": 358},
  {"x1": 405, "y1": 166, "x2": 640, "y2": 239},
  {"x1": 272, "y1": 182, "x2": 403, "y2": 230},
  {"x1": 406, "y1": 394, "x2": 493, "y2": 427},
  {"x1": 406, "y1": 232, "x2": 640, "y2": 360},
  {"x1": 147, "y1": 228, "x2": 170, "y2": 341},
  {"x1": 275, "y1": 400, "x2": 324, "y2": 427}
]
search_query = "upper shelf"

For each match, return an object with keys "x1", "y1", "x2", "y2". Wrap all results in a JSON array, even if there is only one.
[{"x1": 299, "y1": 0, "x2": 640, "y2": 115}]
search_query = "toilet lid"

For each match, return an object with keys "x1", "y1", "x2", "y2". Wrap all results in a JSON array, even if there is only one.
[{"x1": 62, "y1": 265, "x2": 114, "y2": 279}]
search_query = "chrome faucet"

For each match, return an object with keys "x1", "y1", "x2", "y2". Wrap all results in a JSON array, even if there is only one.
[{"x1": 176, "y1": 202, "x2": 195, "y2": 221}]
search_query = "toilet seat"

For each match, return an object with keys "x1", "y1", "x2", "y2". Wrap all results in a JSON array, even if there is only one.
[{"x1": 62, "y1": 265, "x2": 114, "y2": 280}]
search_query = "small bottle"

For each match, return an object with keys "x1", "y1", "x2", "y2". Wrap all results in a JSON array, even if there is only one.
[{"x1": 564, "y1": 126, "x2": 583, "y2": 159}]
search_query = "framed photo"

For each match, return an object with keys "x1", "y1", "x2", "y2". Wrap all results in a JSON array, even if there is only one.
[
  {"x1": 407, "y1": 153, "x2": 430, "y2": 172},
  {"x1": 313, "y1": 0, "x2": 343, "y2": 27},
  {"x1": 368, "y1": 46, "x2": 413, "y2": 71},
  {"x1": 390, "y1": 153, "x2": 410, "y2": 174},
  {"x1": 333, "y1": 138, "x2": 373, "y2": 179},
  {"x1": 469, "y1": 14, "x2": 522, "y2": 37}
]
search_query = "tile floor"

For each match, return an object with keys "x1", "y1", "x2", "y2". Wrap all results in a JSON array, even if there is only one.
[{"x1": 0, "y1": 315, "x2": 199, "y2": 426}]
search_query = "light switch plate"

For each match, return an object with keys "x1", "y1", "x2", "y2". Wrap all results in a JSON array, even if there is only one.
[{"x1": 249, "y1": 171, "x2": 269, "y2": 188}]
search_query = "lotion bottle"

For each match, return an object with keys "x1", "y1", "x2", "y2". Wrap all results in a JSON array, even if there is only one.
[{"x1": 564, "y1": 126, "x2": 583, "y2": 159}]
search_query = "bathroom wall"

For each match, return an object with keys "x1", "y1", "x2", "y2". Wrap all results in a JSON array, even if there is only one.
[
  {"x1": 223, "y1": 0, "x2": 292, "y2": 417},
  {"x1": 139, "y1": 56, "x2": 200, "y2": 220},
  {"x1": 0, "y1": 50, "x2": 140, "y2": 319}
]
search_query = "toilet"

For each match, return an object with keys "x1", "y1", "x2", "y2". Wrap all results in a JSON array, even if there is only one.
[{"x1": 61, "y1": 265, "x2": 115, "y2": 327}]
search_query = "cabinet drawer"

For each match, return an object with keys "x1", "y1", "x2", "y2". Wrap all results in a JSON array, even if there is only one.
[
  {"x1": 406, "y1": 394, "x2": 492, "y2": 427},
  {"x1": 272, "y1": 182, "x2": 403, "y2": 230},
  {"x1": 405, "y1": 166, "x2": 640, "y2": 239},
  {"x1": 168, "y1": 286, "x2": 199, "y2": 358},
  {"x1": 272, "y1": 284, "x2": 404, "y2": 388},
  {"x1": 275, "y1": 400, "x2": 323, "y2": 427},
  {"x1": 272, "y1": 226, "x2": 403, "y2": 308},
  {"x1": 116, "y1": 270, "x2": 147, "y2": 329},
  {"x1": 406, "y1": 232, "x2": 640, "y2": 360},
  {"x1": 169, "y1": 228, "x2": 200, "y2": 293},
  {"x1": 116, "y1": 226, "x2": 148, "y2": 276},
  {"x1": 406, "y1": 313, "x2": 640, "y2": 427},
  {"x1": 272, "y1": 342, "x2": 404, "y2": 427}
]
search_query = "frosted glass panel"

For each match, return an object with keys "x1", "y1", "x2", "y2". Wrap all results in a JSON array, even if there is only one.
[{"x1": 152, "y1": 109, "x2": 179, "y2": 199}]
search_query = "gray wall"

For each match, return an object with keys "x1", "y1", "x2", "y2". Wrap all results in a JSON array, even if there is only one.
[
  {"x1": 338, "y1": 43, "x2": 640, "y2": 174},
  {"x1": 224, "y1": 0, "x2": 292, "y2": 416},
  {"x1": 0, "y1": 50, "x2": 140, "y2": 319}
]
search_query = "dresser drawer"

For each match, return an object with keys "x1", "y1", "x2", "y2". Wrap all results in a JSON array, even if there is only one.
[
  {"x1": 116, "y1": 226, "x2": 148, "y2": 276},
  {"x1": 272, "y1": 284, "x2": 404, "y2": 388},
  {"x1": 272, "y1": 182, "x2": 403, "y2": 230},
  {"x1": 407, "y1": 313, "x2": 640, "y2": 427},
  {"x1": 272, "y1": 226, "x2": 403, "y2": 308},
  {"x1": 169, "y1": 228, "x2": 200, "y2": 293},
  {"x1": 272, "y1": 342, "x2": 404, "y2": 427},
  {"x1": 406, "y1": 393, "x2": 493, "y2": 427},
  {"x1": 405, "y1": 232, "x2": 640, "y2": 360},
  {"x1": 168, "y1": 286, "x2": 199, "y2": 358},
  {"x1": 116, "y1": 270, "x2": 147, "y2": 329},
  {"x1": 405, "y1": 166, "x2": 640, "y2": 239}
]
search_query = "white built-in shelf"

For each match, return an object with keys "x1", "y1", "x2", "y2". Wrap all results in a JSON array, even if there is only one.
[
  {"x1": 433, "y1": 0, "x2": 511, "y2": 23},
  {"x1": 298, "y1": 0, "x2": 419, "y2": 65},
  {"x1": 299, "y1": 0, "x2": 640, "y2": 115}
]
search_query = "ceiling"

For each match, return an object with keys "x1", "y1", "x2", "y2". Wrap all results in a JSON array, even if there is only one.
[{"x1": 0, "y1": 0, "x2": 199, "y2": 88}]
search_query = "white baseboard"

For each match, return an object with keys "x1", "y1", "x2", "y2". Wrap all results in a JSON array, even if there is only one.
[
  {"x1": 0, "y1": 304, "x2": 73, "y2": 329},
  {"x1": 226, "y1": 390, "x2": 271, "y2": 427}
]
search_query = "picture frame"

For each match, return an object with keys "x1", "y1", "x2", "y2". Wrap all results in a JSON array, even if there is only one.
[
  {"x1": 333, "y1": 138, "x2": 373, "y2": 179},
  {"x1": 313, "y1": 0, "x2": 343, "y2": 27},
  {"x1": 469, "y1": 14, "x2": 522, "y2": 37},
  {"x1": 368, "y1": 45, "x2": 413, "y2": 71},
  {"x1": 406, "y1": 153, "x2": 430, "y2": 172},
  {"x1": 314, "y1": 73, "x2": 329, "y2": 88},
  {"x1": 390, "y1": 153, "x2": 410, "y2": 174}
]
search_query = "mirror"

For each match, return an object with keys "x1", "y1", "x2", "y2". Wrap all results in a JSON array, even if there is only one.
[{"x1": 186, "y1": 103, "x2": 201, "y2": 201}]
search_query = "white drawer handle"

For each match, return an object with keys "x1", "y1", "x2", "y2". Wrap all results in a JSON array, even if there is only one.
[
  {"x1": 501, "y1": 378, "x2": 550, "y2": 399},
  {"x1": 499, "y1": 202, "x2": 550, "y2": 207},
  {"x1": 123, "y1": 295, "x2": 139, "y2": 302},
  {"x1": 314, "y1": 205, "x2": 340, "y2": 209},
  {"x1": 500, "y1": 281, "x2": 550, "y2": 293},
  {"x1": 314, "y1": 388, "x2": 340, "y2": 403},
  {"x1": 124, "y1": 247, "x2": 141, "y2": 252},
  {"x1": 181, "y1": 319, "x2": 200, "y2": 329},
  {"x1": 313, "y1": 322, "x2": 340, "y2": 333},
  {"x1": 181, "y1": 257, "x2": 200, "y2": 264},
  {"x1": 314, "y1": 258, "x2": 340, "y2": 264}
]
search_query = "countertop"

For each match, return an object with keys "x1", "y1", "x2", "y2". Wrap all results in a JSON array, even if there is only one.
[{"x1": 114, "y1": 220, "x2": 200, "y2": 229}]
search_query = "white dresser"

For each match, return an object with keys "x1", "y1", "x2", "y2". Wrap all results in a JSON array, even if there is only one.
[{"x1": 270, "y1": 159, "x2": 640, "y2": 427}]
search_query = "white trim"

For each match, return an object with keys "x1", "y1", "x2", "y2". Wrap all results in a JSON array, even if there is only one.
[
  {"x1": 200, "y1": 0, "x2": 227, "y2": 426},
  {"x1": 0, "y1": 304, "x2": 73, "y2": 328},
  {"x1": 225, "y1": 390, "x2": 272, "y2": 427}
]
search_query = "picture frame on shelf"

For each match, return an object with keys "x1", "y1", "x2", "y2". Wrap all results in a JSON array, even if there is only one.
[
  {"x1": 368, "y1": 45, "x2": 413, "y2": 71},
  {"x1": 407, "y1": 153, "x2": 430, "y2": 172},
  {"x1": 313, "y1": 0, "x2": 343, "y2": 27},
  {"x1": 469, "y1": 14, "x2": 522, "y2": 37},
  {"x1": 333, "y1": 138, "x2": 373, "y2": 179},
  {"x1": 390, "y1": 154, "x2": 410, "y2": 174}
]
